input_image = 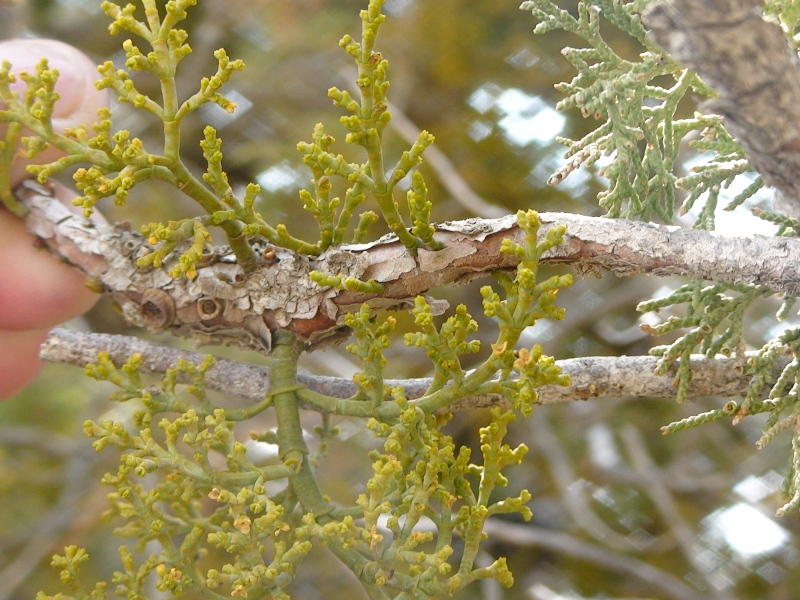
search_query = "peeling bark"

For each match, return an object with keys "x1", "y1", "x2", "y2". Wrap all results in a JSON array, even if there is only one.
[{"x1": 19, "y1": 180, "x2": 800, "y2": 354}]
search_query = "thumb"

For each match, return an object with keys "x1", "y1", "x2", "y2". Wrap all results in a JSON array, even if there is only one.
[{"x1": 0, "y1": 38, "x2": 109, "y2": 187}]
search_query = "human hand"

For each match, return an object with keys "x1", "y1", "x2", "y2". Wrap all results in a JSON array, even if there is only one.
[{"x1": 0, "y1": 39, "x2": 108, "y2": 399}]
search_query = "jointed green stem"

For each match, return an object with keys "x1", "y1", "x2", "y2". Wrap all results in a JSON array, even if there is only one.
[
  {"x1": 270, "y1": 330, "x2": 335, "y2": 518},
  {"x1": 296, "y1": 386, "x2": 402, "y2": 420}
]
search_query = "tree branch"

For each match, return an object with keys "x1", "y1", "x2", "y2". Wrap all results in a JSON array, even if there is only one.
[
  {"x1": 19, "y1": 181, "x2": 800, "y2": 355},
  {"x1": 41, "y1": 328, "x2": 785, "y2": 409}
]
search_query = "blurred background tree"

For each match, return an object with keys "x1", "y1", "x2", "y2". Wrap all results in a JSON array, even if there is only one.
[{"x1": 1, "y1": 1, "x2": 797, "y2": 598}]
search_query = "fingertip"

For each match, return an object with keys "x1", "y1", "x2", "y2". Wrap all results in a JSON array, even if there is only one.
[
  {"x1": 0, "y1": 209, "x2": 98, "y2": 330},
  {"x1": 0, "y1": 328, "x2": 47, "y2": 400},
  {"x1": 0, "y1": 38, "x2": 107, "y2": 123},
  {"x1": 0, "y1": 38, "x2": 109, "y2": 186}
]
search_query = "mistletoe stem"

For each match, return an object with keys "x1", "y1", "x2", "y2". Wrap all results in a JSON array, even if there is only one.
[{"x1": 270, "y1": 330, "x2": 333, "y2": 517}]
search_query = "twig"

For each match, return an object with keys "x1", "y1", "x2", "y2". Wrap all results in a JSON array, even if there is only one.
[
  {"x1": 530, "y1": 410, "x2": 641, "y2": 552},
  {"x1": 41, "y1": 328, "x2": 786, "y2": 408},
  {"x1": 620, "y1": 424, "x2": 735, "y2": 600},
  {"x1": 483, "y1": 519, "x2": 707, "y2": 600}
]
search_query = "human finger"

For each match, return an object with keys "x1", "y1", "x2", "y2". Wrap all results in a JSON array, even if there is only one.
[
  {"x1": 0, "y1": 328, "x2": 49, "y2": 398},
  {"x1": 0, "y1": 38, "x2": 108, "y2": 186},
  {"x1": 0, "y1": 202, "x2": 97, "y2": 330}
]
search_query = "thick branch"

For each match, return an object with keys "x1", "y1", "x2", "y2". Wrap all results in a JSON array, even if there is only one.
[
  {"x1": 20, "y1": 182, "x2": 800, "y2": 354},
  {"x1": 644, "y1": 0, "x2": 800, "y2": 212},
  {"x1": 41, "y1": 328, "x2": 785, "y2": 409}
]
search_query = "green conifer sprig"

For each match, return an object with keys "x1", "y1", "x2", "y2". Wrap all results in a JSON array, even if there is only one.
[
  {"x1": 752, "y1": 206, "x2": 800, "y2": 238},
  {"x1": 731, "y1": 330, "x2": 800, "y2": 515},
  {"x1": 639, "y1": 279, "x2": 773, "y2": 402},
  {"x1": 529, "y1": 0, "x2": 800, "y2": 515},
  {"x1": 675, "y1": 120, "x2": 763, "y2": 225},
  {"x1": 763, "y1": 0, "x2": 800, "y2": 48},
  {"x1": 520, "y1": 0, "x2": 763, "y2": 227},
  {"x1": 660, "y1": 401, "x2": 741, "y2": 434},
  {"x1": 654, "y1": 311, "x2": 800, "y2": 514}
]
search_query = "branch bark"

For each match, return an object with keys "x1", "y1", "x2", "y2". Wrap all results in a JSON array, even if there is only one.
[
  {"x1": 19, "y1": 180, "x2": 800, "y2": 355},
  {"x1": 41, "y1": 328, "x2": 785, "y2": 409},
  {"x1": 644, "y1": 0, "x2": 800, "y2": 214}
]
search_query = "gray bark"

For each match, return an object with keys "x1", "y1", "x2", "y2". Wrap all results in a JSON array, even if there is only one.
[
  {"x1": 19, "y1": 180, "x2": 800, "y2": 356},
  {"x1": 42, "y1": 328, "x2": 783, "y2": 408}
]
